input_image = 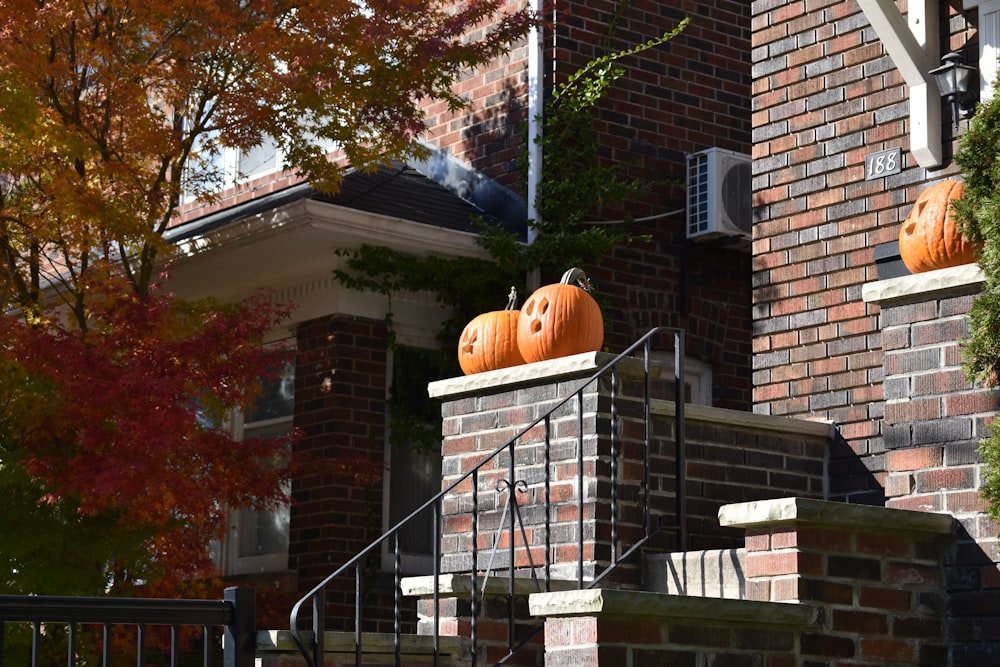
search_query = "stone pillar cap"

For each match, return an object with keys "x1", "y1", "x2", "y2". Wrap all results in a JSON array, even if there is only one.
[{"x1": 718, "y1": 497, "x2": 954, "y2": 535}]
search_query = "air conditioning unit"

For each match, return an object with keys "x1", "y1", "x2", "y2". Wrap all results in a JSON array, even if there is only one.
[{"x1": 686, "y1": 148, "x2": 752, "y2": 243}]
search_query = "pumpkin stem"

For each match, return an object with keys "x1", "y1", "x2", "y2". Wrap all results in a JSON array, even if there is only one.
[
  {"x1": 560, "y1": 267, "x2": 592, "y2": 291},
  {"x1": 505, "y1": 286, "x2": 519, "y2": 310}
]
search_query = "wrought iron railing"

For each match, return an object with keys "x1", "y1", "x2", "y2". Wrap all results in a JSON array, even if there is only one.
[
  {"x1": 0, "y1": 586, "x2": 254, "y2": 667},
  {"x1": 289, "y1": 327, "x2": 687, "y2": 667}
]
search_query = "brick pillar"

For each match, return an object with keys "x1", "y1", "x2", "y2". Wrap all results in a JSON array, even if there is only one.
[
  {"x1": 429, "y1": 353, "x2": 632, "y2": 585},
  {"x1": 290, "y1": 313, "x2": 388, "y2": 593},
  {"x1": 428, "y1": 351, "x2": 834, "y2": 583},
  {"x1": 720, "y1": 497, "x2": 953, "y2": 666},
  {"x1": 863, "y1": 264, "x2": 1000, "y2": 664}
]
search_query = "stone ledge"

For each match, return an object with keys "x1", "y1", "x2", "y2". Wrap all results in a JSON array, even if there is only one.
[
  {"x1": 861, "y1": 263, "x2": 983, "y2": 306},
  {"x1": 401, "y1": 574, "x2": 579, "y2": 598},
  {"x1": 527, "y1": 588, "x2": 817, "y2": 627},
  {"x1": 717, "y1": 497, "x2": 955, "y2": 535},
  {"x1": 651, "y1": 400, "x2": 834, "y2": 440},
  {"x1": 428, "y1": 351, "x2": 655, "y2": 399}
]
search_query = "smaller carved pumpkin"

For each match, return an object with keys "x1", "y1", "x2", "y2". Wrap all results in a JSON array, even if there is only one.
[
  {"x1": 517, "y1": 268, "x2": 604, "y2": 363},
  {"x1": 899, "y1": 180, "x2": 980, "y2": 273},
  {"x1": 457, "y1": 287, "x2": 526, "y2": 375}
]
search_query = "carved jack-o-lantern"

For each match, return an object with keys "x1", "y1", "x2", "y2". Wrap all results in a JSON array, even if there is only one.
[
  {"x1": 457, "y1": 287, "x2": 526, "y2": 375},
  {"x1": 516, "y1": 268, "x2": 604, "y2": 363},
  {"x1": 899, "y1": 180, "x2": 980, "y2": 273}
]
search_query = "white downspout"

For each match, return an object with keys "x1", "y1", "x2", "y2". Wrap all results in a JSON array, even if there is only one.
[{"x1": 526, "y1": 0, "x2": 543, "y2": 246}]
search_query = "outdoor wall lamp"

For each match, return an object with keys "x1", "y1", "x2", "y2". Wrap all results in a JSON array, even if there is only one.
[{"x1": 930, "y1": 51, "x2": 979, "y2": 129}]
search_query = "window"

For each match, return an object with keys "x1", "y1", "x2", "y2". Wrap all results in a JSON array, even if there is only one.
[
  {"x1": 179, "y1": 131, "x2": 281, "y2": 204},
  {"x1": 650, "y1": 353, "x2": 714, "y2": 406},
  {"x1": 975, "y1": 0, "x2": 1000, "y2": 102},
  {"x1": 237, "y1": 136, "x2": 280, "y2": 179},
  {"x1": 219, "y1": 352, "x2": 295, "y2": 575},
  {"x1": 382, "y1": 345, "x2": 445, "y2": 573}
]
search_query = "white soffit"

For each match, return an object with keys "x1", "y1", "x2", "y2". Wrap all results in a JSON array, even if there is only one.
[
  {"x1": 163, "y1": 199, "x2": 490, "y2": 339},
  {"x1": 854, "y1": 0, "x2": 943, "y2": 168}
]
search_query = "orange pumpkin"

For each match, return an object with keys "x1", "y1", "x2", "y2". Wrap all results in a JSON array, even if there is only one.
[
  {"x1": 517, "y1": 268, "x2": 604, "y2": 363},
  {"x1": 457, "y1": 287, "x2": 526, "y2": 375},
  {"x1": 899, "y1": 180, "x2": 980, "y2": 273}
]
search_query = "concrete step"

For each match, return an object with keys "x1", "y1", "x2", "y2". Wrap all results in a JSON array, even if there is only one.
[
  {"x1": 643, "y1": 548, "x2": 746, "y2": 600},
  {"x1": 256, "y1": 630, "x2": 467, "y2": 666}
]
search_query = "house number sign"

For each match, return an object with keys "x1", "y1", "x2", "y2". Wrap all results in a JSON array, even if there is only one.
[{"x1": 864, "y1": 147, "x2": 902, "y2": 180}]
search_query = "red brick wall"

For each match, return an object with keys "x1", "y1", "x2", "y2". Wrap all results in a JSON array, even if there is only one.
[
  {"x1": 559, "y1": 0, "x2": 754, "y2": 410},
  {"x1": 738, "y1": 502, "x2": 951, "y2": 666},
  {"x1": 749, "y1": 0, "x2": 976, "y2": 500},
  {"x1": 750, "y1": 0, "x2": 922, "y2": 487},
  {"x1": 436, "y1": 366, "x2": 828, "y2": 581},
  {"x1": 537, "y1": 496, "x2": 953, "y2": 666}
]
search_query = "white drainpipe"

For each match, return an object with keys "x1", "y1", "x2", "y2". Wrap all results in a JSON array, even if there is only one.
[{"x1": 526, "y1": 0, "x2": 543, "y2": 246}]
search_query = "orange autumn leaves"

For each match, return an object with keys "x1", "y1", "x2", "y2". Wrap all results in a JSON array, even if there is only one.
[{"x1": 0, "y1": 0, "x2": 533, "y2": 593}]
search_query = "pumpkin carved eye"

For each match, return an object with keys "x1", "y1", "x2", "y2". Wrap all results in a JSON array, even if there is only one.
[
  {"x1": 461, "y1": 329, "x2": 478, "y2": 356},
  {"x1": 528, "y1": 297, "x2": 549, "y2": 334}
]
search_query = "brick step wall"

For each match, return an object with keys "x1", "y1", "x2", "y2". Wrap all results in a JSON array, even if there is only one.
[{"x1": 530, "y1": 497, "x2": 955, "y2": 667}]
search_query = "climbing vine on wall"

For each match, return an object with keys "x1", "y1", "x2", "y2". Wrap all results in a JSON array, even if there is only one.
[
  {"x1": 508, "y1": 19, "x2": 690, "y2": 275},
  {"x1": 334, "y1": 15, "x2": 690, "y2": 347},
  {"x1": 334, "y1": 12, "x2": 689, "y2": 456},
  {"x1": 953, "y1": 78, "x2": 1000, "y2": 522}
]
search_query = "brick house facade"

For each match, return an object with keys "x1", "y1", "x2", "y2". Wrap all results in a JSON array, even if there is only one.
[
  {"x1": 167, "y1": 0, "x2": 756, "y2": 602},
  {"x1": 163, "y1": 0, "x2": 1000, "y2": 662},
  {"x1": 752, "y1": 0, "x2": 1000, "y2": 662}
]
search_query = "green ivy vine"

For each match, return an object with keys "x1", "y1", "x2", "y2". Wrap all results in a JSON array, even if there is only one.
[
  {"x1": 333, "y1": 13, "x2": 690, "y2": 447},
  {"x1": 953, "y1": 76, "x2": 1000, "y2": 523}
]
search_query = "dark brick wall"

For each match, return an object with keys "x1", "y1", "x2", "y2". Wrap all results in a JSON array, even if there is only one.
[
  {"x1": 749, "y1": 0, "x2": 972, "y2": 501},
  {"x1": 558, "y1": 0, "x2": 755, "y2": 410},
  {"x1": 289, "y1": 314, "x2": 388, "y2": 591},
  {"x1": 425, "y1": 0, "x2": 755, "y2": 410}
]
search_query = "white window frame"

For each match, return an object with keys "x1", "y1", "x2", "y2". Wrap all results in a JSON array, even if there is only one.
[
  {"x1": 967, "y1": 0, "x2": 1000, "y2": 103},
  {"x1": 216, "y1": 344, "x2": 295, "y2": 577},
  {"x1": 649, "y1": 353, "x2": 714, "y2": 406},
  {"x1": 180, "y1": 135, "x2": 282, "y2": 205}
]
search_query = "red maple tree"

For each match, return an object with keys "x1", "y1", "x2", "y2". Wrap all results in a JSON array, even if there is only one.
[{"x1": 0, "y1": 0, "x2": 532, "y2": 594}]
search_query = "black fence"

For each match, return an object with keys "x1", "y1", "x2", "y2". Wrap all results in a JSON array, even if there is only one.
[{"x1": 0, "y1": 586, "x2": 254, "y2": 667}]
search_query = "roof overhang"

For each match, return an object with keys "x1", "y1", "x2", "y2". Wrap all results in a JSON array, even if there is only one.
[{"x1": 164, "y1": 189, "x2": 495, "y2": 347}]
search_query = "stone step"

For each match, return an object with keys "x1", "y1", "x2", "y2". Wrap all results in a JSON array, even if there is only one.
[
  {"x1": 643, "y1": 548, "x2": 746, "y2": 600},
  {"x1": 256, "y1": 630, "x2": 467, "y2": 666}
]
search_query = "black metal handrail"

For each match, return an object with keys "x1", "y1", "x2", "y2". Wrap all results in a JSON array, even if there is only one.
[
  {"x1": 289, "y1": 326, "x2": 687, "y2": 667},
  {"x1": 0, "y1": 586, "x2": 254, "y2": 667}
]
